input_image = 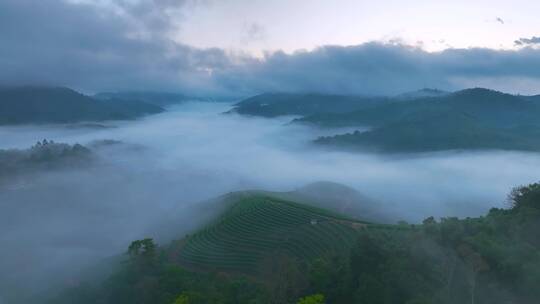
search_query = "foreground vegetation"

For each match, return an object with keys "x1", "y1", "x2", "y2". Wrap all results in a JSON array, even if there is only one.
[{"x1": 51, "y1": 183, "x2": 540, "y2": 304}]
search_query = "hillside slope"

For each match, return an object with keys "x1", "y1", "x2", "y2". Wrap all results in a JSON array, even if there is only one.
[
  {"x1": 298, "y1": 88, "x2": 540, "y2": 128},
  {"x1": 316, "y1": 111, "x2": 540, "y2": 152},
  {"x1": 308, "y1": 89, "x2": 540, "y2": 152},
  {"x1": 174, "y1": 194, "x2": 371, "y2": 274}
]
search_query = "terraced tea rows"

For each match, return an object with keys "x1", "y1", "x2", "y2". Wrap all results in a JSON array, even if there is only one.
[{"x1": 177, "y1": 195, "x2": 368, "y2": 274}]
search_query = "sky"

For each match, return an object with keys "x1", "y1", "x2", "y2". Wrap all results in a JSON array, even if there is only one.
[
  {"x1": 177, "y1": 0, "x2": 540, "y2": 54},
  {"x1": 2, "y1": 0, "x2": 540, "y2": 96}
]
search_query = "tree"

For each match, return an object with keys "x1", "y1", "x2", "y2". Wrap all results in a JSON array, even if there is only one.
[
  {"x1": 172, "y1": 294, "x2": 189, "y2": 304},
  {"x1": 308, "y1": 256, "x2": 350, "y2": 302},
  {"x1": 127, "y1": 238, "x2": 157, "y2": 269},
  {"x1": 458, "y1": 244, "x2": 490, "y2": 304},
  {"x1": 508, "y1": 183, "x2": 540, "y2": 210},
  {"x1": 297, "y1": 293, "x2": 325, "y2": 304},
  {"x1": 128, "y1": 238, "x2": 156, "y2": 258},
  {"x1": 261, "y1": 252, "x2": 308, "y2": 304}
]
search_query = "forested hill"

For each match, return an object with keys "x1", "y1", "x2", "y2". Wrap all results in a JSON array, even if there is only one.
[
  {"x1": 0, "y1": 86, "x2": 164, "y2": 125},
  {"x1": 0, "y1": 140, "x2": 126, "y2": 188},
  {"x1": 50, "y1": 183, "x2": 540, "y2": 304},
  {"x1": 311, "y1": 88, "x2": 540, "y2": 152},
  {"x1": 297, "y1": 88, "x2": 540, "y2": 128},
  {"x1": 228, "y1": 88, "x2": 540, "y2": 153},
  {"x1": 229, "y1": 88, "x2": 540, "y2": 120},
  {"x1": 315, "y1": 111, "x2": 540, "y2": 152}
]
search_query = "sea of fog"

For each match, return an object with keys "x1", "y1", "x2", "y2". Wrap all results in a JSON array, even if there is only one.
[{"x1": 1, "y1": 101, "x2": 540, "y2": 301}]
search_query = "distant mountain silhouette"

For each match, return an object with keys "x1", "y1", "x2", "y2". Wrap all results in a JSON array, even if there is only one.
[
  {"x1": 395, "y1": 88, "x2": 449, "y2": 100},
  {"x1": 0, "y1": 86, "x2": 163, "y2": 125},
  {"x1": 312, "y1": 88, "x2": 540, "y2": 152},
  {"x1": 228, "y1": 93, "x2": 391, "y2": 117},
  {"x1": 94, "y1": 91, "x2": 190, "y2": 107}
]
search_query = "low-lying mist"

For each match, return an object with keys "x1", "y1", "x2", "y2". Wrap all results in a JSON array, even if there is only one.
[{"x1": 1, "y1": 102, "x2": 540, "y2": 301}]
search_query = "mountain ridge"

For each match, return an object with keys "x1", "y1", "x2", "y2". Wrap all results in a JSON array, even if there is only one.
[{"x1": 0, "y1": 86, "x2": 164, "y2": 125}]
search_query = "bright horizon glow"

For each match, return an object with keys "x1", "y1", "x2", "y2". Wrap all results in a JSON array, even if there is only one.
[{"x1": 173, "y1": 0, "x2": 540, "y2": 55}]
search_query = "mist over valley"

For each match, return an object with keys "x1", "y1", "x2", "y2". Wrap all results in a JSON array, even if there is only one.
[
  {"x1": 2, "y1": 99, "x2": 540, "y2": 303},
  {"x1": 2, "y1": 1, "x2": 540, "y2": 302}
]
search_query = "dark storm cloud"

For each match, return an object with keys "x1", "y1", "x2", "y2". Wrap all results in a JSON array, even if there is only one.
[
  {"x1": 213, "y1": 43, "x2": 540, "y2": 95},
  {"x1": 2, "y1": 1, "x2": 540, "y2": 96},
  {"x1": 515, "y1": 36, "x2": 540, "y2": 46},
  {"x1": 0, "y1": 0, "x2": 232, "y2": 94},
  {"x1": 110, "y1": 0, "x2": 200, "y2": 34}
]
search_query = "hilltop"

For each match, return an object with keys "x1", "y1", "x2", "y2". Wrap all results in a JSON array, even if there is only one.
[
  {"x1": 395, "y1": 88, "x2": 449, "y2": 100},
  {"x1": 174, "y1": 194, "x2": 369, "y2": 274}
]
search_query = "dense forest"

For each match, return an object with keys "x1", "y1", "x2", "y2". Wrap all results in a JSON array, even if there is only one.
[{"x1": 49, "y1": 183, "x2": 540, "y2": 304}]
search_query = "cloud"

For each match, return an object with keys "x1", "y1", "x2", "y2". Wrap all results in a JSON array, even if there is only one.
[
  {"x1": 2, "y1": 1, "x2": 540, "y2": 96},
  {"x1": 0, "y1": 0, "x2": 232, "y2": 95},
  {"x1": 242, "y1": 22, "x2": 267, "y2": 43},
  {"x1": 213, "y1": 43, "x2": 540, "y2": 95},
  {"x1": 515, "y1": 36, "x2": 540, "y2": 46}
]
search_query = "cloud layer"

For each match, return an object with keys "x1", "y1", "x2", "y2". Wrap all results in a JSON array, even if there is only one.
[{"x1": 1, "y1": 0, "x2": 540, "y2": 96}]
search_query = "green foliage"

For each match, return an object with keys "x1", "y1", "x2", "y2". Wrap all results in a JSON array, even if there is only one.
[
  {"x1": 51, "y1": 186, "x2": 540, "y2": 304},
  {"x1": 297, "y1": 293, "x2": 325, "y2": 304},
  {"x1": 508, "y1": 182, "x2": 540, "y2": 210},
  {"x1": 178, "y1": 195, "x2": 364, "y2": 274},
  {"x1": 128, "y1": 238, "x2": 157, "y2": 258},
  {"x1": 172, "y1": 294, "x2": 189, "y2": 304},
  {"x1": 128, "y1": 238, "x2": 158, "y2": 270}
]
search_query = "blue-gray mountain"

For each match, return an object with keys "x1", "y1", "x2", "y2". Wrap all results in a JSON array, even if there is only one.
[
  {"x1": 0, "y1": 86, "x2": 164, "y2": 125},
  {"x1": 232, "y1": 88, "x2": 540, "y2": 152}
]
